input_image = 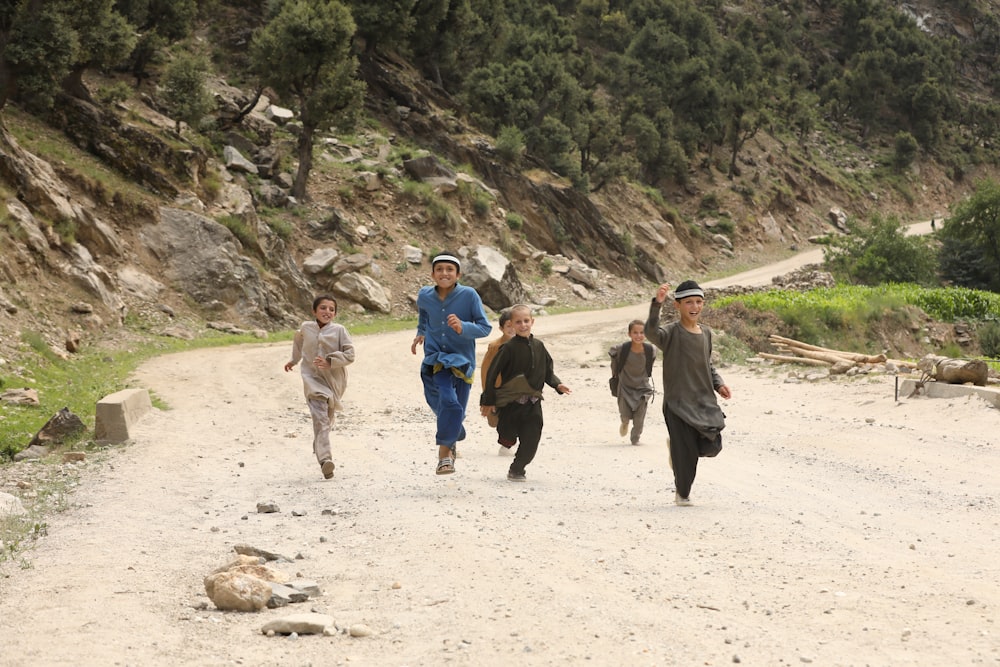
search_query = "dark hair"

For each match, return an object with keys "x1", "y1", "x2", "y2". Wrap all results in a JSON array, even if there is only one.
[
  {"x1": 499, "y1": 308, "x2": 513, "y2": 327},
  {"x1": 628, "y1": 319, "x2": 644, "y2": 333},
  {"x1": 312, "y1": 295, "x2": 337, "y2": 312}
]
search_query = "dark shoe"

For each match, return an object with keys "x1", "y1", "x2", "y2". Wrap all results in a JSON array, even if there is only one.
[
  {"x1": 507, "y1": 471, "x2": 526, "y2": 482},
  {"x1": 321, "y1": 460, "x2": 335, "y2": 479}
]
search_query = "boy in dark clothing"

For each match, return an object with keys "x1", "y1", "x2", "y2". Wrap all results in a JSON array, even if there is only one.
[
  {"x1": 479, "y1": 304, "x2": 571, "y2": 481},
  {"x1": 645, "y1": 280, "x2": 731, "y2": 505}
]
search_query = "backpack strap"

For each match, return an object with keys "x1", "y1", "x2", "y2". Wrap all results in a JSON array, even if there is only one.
[
  {"x1": 643, "y1": 343, "x2": 655, "y2": 378},
  {"x1": 610, "y1": 341, "x2": 630, "y2": 377}
]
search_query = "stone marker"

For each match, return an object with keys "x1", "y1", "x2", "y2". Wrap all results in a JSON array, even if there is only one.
[{"x1": 95, "y1": 388, "x2": 152, "y2": 443}]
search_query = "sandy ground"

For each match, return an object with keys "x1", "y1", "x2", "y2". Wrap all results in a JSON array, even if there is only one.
[{"x1": 2, "y1": 250, "x2": 999, "y2": 666}]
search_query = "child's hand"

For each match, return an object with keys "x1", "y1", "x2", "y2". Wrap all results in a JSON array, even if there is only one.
[
  {"x1": 655, "y1": 283, "x2": 672, "y2": 303},
  {"x1": 411, "y1": 335, "x2": 425, "y2": 354},
  {"x1": 283, "y1": 361, "x2": 295, "y2": 372},
  {"x1": 447, "y1": 313, "x2": 463, "y2": 334},
  {"x1": 717, "y1": 384, "x2": 731, "y2": 400},
  {"x1": 480, "y1": 405, "x2": 495, "y2": 416},
  {"x1": 556, "y1": 384, "x2": 571, "y2": 395},
  {"x1": 313, "y1": 356, "x2": 326, "y2": 369}
]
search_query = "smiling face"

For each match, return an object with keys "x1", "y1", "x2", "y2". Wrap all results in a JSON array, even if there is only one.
[
  {"x1": 509, "y1": 306, "x2": 534, "y2": 337},
  {"x1": 628, "y1": 323, "x2": 646, "y2": 341},
  {"x1": 674, "y1": 295, "x2": 704, "y2": 325},
  {"x1": 313, "y1": 298, "x2": 337, "y2": 325},
  {"x1": 431, "y1": 261, "x2": 460, "y2": 292}
]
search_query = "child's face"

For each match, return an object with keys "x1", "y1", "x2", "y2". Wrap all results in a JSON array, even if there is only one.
[
  {"x1": 510, "y1": 309, "x2": 534, "y2": 337},
  {"x1": 629, "y1": 324, "x2": 646, "y2": 341},
  {"x1": 313, "y1": 299, "x2": 337, "y2": 324},
  {"x1": 432, "y1": 262, "x2": 459, "y2": 290},
  {"x1": 501, "y1": 320, "x2": 515, "y2": 337},
  {"x1": 674, "y1": 296, "x2": 704, "y2": 320}
]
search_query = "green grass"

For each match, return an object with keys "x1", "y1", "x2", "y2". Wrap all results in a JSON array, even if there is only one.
[
  {"x1": 4, "y1": 107, "x2": 155, "y2": 210},
  {"x1": 716, "y1": 284, "x2": 1000, "y2": 324}
]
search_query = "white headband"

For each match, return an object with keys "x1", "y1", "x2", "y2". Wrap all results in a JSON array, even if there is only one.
[
  {"x1": 673, "y1": 287, "x2": 704, "y2": 300},
  {"x1": 432, "y1": 254, "x2": 461, "y2": 270}
]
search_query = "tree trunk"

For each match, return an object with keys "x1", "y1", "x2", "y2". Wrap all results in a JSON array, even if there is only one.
[
  {"x1": 917, "y1": 355, "x2": 989, "y2": 386},
  {"x1": 292, "y1": 123, "x2": 315, "y2": 201}
]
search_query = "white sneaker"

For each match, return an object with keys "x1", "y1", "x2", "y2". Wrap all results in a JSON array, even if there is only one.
[
  {"x1": 674, "y1": 492, "x2": 692, "y2": 506},
  {"x1": 619, "y1": 420, "x2": 628, "y2": 437},
  {"x1": 498, "y1": 445, "x2": 515, "y2": 456}
]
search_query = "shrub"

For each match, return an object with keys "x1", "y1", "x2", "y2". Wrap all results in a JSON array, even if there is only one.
[
  {"x1": 979, "y1": 321, "x2": 1000, "y2": 358},
  {"x1": 506, "y1": 212, "x2": 524, "y2": 231},
  {"x1": 823, "y1": 213, "x2": 938, "y2": 286},
  {"x1": 496, "y1": 126, "x2": 525, "y2": 165},
  {"x1": 96, "y1": 82, "x2": 132, "y2": 106}
]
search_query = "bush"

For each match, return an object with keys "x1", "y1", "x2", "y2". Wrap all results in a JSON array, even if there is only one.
[
  {"x1": 506, "y1": 212, "x2": 524, "y2": 231},
  {"x1": 823, "y1": 213, "x2": 938, "y2": 286},
  {"x1": 979, "y1": 321, "x2": 1000, "y2": 358},
  {"x1": 496, "y1": 126, "x2": 524, "y2": 165}
]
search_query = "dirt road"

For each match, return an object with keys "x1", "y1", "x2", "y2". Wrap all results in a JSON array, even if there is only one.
[{"x1": 3, "y1": 238, "x2": 998, "y2": 666}]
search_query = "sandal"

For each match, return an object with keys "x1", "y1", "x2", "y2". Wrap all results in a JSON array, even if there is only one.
[{"x1": 436, "y1": 456, "x2": 455, "y2": 475}]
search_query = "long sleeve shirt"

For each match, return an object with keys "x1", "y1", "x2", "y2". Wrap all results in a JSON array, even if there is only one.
[
  {"x1": 415, "y1": 283, "x2": 491, "y2": 376},
  {"x1": 288, "y1": 321, "x2": 355, "y2": 412},
  {"x1": 480, "y1": 334, "x2": 564, "y2": 408},
  {"x1": 645, "y1": 299, "x2": 725, "y2": 436}
]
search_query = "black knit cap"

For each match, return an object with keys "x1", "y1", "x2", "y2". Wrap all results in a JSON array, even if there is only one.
[{"x1": 673, "y1": 280, "x2": 704, "y2": 300}]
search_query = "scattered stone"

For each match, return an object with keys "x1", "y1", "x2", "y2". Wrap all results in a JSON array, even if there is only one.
[
  {"x1": 291, "y1": 510, "x2": 306, "y2": 517},
  {"x1": 62, "y1": 451, "x2": 86, "y2": 463},
  {"x1": 349, "y1": 623, "x2": 373, "y2": 637},
  {"x1": 1, "y1": 388, "x2": 40, "y2": 405},
  {"x1": 267, "y1": 582, "x2": 309, "y2": 608},
  {"x1": 210, "y1": 555, "x2": 265, "y2": 575},
  {"x1": 13, "y1": 444, "x2": 49, "y2": 462},
  {"x1": 256, "y1": 501, "x2": 280, "y2": 514},
  {"x1": 287, "y1": 579, "x2": 321, "y2": 598},
  {"x1": 261, "y1": 613, "x2": 335, "y2": 636},
  {"x1": 234, "y1": 544, "x2": 290, "y2": 562},
  {"x1": 204, "y1": 571, "x2": 272, "y2": 612},
  {"x1": 0, "y1": 491, "x2": 26, "y2": 517}
]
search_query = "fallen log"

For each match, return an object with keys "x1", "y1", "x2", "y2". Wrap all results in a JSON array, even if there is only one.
[
  {"x1": 758, "y1": 352, "x2": 830, "y2": 366},
  {"x1": 768, "y1": 334, "x2": 887, "y2": 364},
  {"x1": 916, "y1": 355, "x2": 988, "y2": 386}
]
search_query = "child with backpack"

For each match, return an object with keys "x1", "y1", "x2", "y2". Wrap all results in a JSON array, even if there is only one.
[{"x1": 609, "y1": 319, "x2": 656, "y2": 445}]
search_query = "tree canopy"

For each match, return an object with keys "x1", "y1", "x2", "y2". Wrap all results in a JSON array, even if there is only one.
[{"x1": 249, "y1": 0, "x2": 365, "y2": 200}]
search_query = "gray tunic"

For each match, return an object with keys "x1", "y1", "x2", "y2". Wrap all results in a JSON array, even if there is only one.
[
  {"x1": 619, "y1": 348, "x2": 654, "y2": 411},
  {"x1": 645, "y1": 301, "x2": 725, "y2": 437}
]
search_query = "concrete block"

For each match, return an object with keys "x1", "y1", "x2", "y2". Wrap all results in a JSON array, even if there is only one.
[
  {"x1": 898, "y1": 378, "x2": 1000, "y2": 409},
  {"x1": 95, "y1": 388, "x2": 153, "y2": 443}
]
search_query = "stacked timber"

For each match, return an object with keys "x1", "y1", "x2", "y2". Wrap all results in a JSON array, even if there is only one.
[{"x1": 758, "y1": 335, "x2": 901, "y2": 374}]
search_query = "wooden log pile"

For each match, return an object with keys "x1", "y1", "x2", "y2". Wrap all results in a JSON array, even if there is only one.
[
  {"x1": 759, "y1": 335, "x2": 989, "y2": 385},
  {"x1": 759, "y1": 334, "x2": 890, "y2": 373}
]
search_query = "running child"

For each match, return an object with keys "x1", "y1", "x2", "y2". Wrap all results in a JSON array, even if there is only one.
[{"x1": 284, "y1": 295, "x2": 355, "y2": 480}]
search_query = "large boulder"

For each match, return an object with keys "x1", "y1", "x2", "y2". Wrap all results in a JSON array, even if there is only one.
[
  {"x1": 459, "y1": 246, "x2": 530, "y2": 311},
  {"x1": 332, "y1": 273, "x2": 391, "y2": 313},
  {"x1": 140, "y1": 207, "x2": 274, "y2": 320}
]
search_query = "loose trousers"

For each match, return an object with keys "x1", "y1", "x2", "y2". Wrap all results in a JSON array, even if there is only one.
[
  {"x1": 498, "y1": 400, "x2": 543, "y2": 476},
  {"x1": 420, "y1": 363, "x2": 471, "y2": 449},
  {"x1": 308, "y1": 396, "x2": 333, "y2": 464}
]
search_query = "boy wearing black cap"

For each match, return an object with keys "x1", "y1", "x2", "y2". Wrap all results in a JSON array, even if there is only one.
[
  {"x1": 411, "y1": 252, "x2": 492, "y2": 475},
  {"x1": 645, "y1": 281, "x2": 731, "y2": 505}
]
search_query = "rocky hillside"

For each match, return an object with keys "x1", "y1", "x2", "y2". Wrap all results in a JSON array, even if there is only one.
[{"x1": 0, "y1": 3, "x2": 994, "y2": 370}]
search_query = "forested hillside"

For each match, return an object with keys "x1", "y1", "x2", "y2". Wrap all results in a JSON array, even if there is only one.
[{"x1": 1, "y1": 0, "x2": 1000, "y2": 367}]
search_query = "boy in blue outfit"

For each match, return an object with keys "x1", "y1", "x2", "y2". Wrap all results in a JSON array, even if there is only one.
[{"x1": 410, "y1": 252, "x2": 492, "y2": 475}]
